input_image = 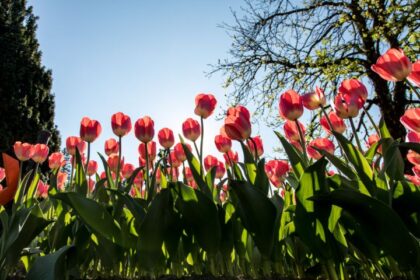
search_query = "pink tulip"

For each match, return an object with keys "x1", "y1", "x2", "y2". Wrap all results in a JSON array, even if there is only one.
[
  {"x1": 279, "y1": 89, "x2": 303, "y2": 121},
  {"x1": 111, "y1": 112, "x2": 132, "y2": 137},
  {"x1": 400, "y1": 108, "x2": 420, "y2": 133},
  {"x1": 371, "y1": 48, "x2": 412, "y2": 82},
  {"x1": 408, "y1": 60, "x2": 420, "y2": 87},
  {"x1": 194, "y1": 93, "x2": 217, "y2": 119},
  {"x1": 302, "y1": 86, "x2": 326, "y2": 110},
  {"x1": 307, "y1": 138, "x2": 335, "y2": 160},
  {"x1": 13, "y1": 142, "x2": 34, "y2": 161},
  {"x1": 32, "y1": 144, "x2": 49, "y2": 164}
]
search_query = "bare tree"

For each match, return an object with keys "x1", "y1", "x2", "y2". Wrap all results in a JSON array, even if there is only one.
[{"x1": 211, "y1": 0, "x2": 419, "y2": 140}]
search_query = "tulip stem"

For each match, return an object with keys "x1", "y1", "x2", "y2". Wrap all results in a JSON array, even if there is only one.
[
  {"x1": 295, "y1": 120, "x2": 308, "y2": 162},
  {"x1": 115, "y1": 136, "x2": 122, "y2": 189},
  {"x1": 145, "y1": 142, "x2": 150, "y2": 192},
  {"x1": 225, "y1": 152, "x2": 235, "y2": 180},
  {"x1": 349, "y1": 117, "x2": 363, "y2": 152},
  {"x1": 167, "y1": 148, "x2": 173, "y2": 182},
  {"x1": 320, "y1": 105, "x2": 334, "y2": 133},
  {"x1": 85, "y1": 142, "x2": 91, "y2": 177},
  {"x1": 199, "y1": 117, "x2": 204, "y2": 178},
  {"x1": 69, "y1": 157, "x2": 74, "y2": 190},
  {"x1": 363, "y1": 107, "x2": 381, "y2": 136}
]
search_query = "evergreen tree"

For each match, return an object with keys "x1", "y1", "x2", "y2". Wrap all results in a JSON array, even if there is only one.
[{"x1": 0, "y1": 0, "x2": 60, "y2": 156}]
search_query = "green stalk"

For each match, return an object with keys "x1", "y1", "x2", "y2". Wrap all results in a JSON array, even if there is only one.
[
  {"x1": 115, "y1": 136, "x2": 122, "y2": 189},
  {"x1": 167, "y1": 148, "x2": 173, "y2": 182},
  {"x1": 326, "y1": 260, "x2": 339, "y2": 280},
  {"x1": 349, "y1": 117, "x2": 363, "y2": 152},
  {"x1": 199, "y1": 117, "x2": 204, "y2": 178},
  {"x1": 363, "y1": 107, "x2": 381, "y2": 136},
  {"x1": 295, "y1": 119, "x2": 308, "y2": 162},
  {"x1": 145, "y1": 141, "x2": 150, "y2": 195},
  {"x1": 85, "y1": 142, "x2": 91, "y2": 174}
]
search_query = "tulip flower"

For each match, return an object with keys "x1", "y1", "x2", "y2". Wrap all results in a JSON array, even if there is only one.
[
  {"x1": 138, "y1": 141, "x2": 157, "y2": 161},
  {"x1": 406, "y1": 131, "x2": 420, "y2": 143},
  {"x1": 182, "y1": 118, "x2": 201, "y2": 142},
  {"x1": 224, "y1": 150, "x2": 238, "y2": 166},
  {"x1": 0, "y1": 168, "x2": 5, "y2": 182},
  {"x1": 184, "y1": 167, "x2": 194, "y2": 182},
  {"x1": 219, "y1": 190, "x2": 227, "y2": 203},
  {"x1": 174, "y1": 142, "x2": 191, "y2": 162},
  {"x1": 88, "y1": 178, "x2": 95, "y2": 192},
  {"x1": 407, "y1": 150, "x2": 420, "y2": 166},
  {"x1": 413, "y1": 165, "x2": 420, "y2": 178},
  {"x1": 87, "y1": 160, "x2": 98, "y2": 176},
  {"x1": 214, "y1": 134, "x2": 232, "y2": 153},
  {"x1": 406, "y1": 174, "x2": 420, "y2": 186},
  {"x1": 333, "y1": 94, "x2": 359, "y2": 119},
  {"x1": 194, "y1": 93, "x2": 217, "y2": 119},
  {"x1": 48, "y1": 152, "x2": 65, "y2": 170},
  {"x1": 338, "y1": 79, "x2": 368, "y2": 109},
  {"x1": 134, "y1": 116, "x2": 155, "y2": 143},
  {"x1": 158, "y1": 128, "x2": 175, "y2": 149},
  {"x1": 408, "y1": 60, "x2": 420, "y2": 87},
  {"x1": 71, "y1": 154, "x2": 87, "y2": 167},
  {"x1": 279, "y1": 89, "x2": 303, "y2": 121},
  {"x1": 32, "y1": 144, "x2": 49, "y2": 164},
  {"x1": 104, "y1": 138, "x2": 119, "y2": 156},
  {"x1": 169, "y1": 151, "x2": 182, "y2": 168},
  {"x1": 367, "y1": 134, "x2": 382, "y2": 154},
  {"x1": 371, "y1": 48, "x2": 412, "y2": 82},
  {"x1": 284, "y1": 120, "x2": 306, "y2": 142},
  {"x1": 108, "y1": 154, "x2": 124, "y2": 173},
  {"x1": 246, "y1": 136, "x2": 264, "y2": 157},
  {"x1": 13, "y1": 142, "x2": 34, "y2": 161},
  {"x1": 215, "y1": 161, "x2": 226, "y2": 179},
  {"x1": 80, "y1": 117, "x2": 102, "y2": 143},
  {"x1": 204, "y1": 155, "x2": 219, "y2": 172},
  {"x1": 57, "y1": 172, "x2": 68, "y2": 191},
  {"x1": 224, "y1": 105, "x2": 252, "y2": 141},
  {"x1": 66, "y1": 136, "x2": 86, "y2": 156},
  {"x1": 290, "y1": 140, "x2": 303, "y2": 152},
  {"x1": 264, "y1": 160, "x2": 290, "y2": 188},
  {"x1": 36, "y1": 181, "x2": 49, "y2": 198},
  {"x1": 302, "y1": 86, "x2": 326, "y2": 110},
  {"x1": 307, "y1": 138, "x2": 335, "y2": 160},
  {"x1": 320, "y1": 111, "x2": 346, "y2": 134},
  {"x1": 111, "y1": 112, "x2": 132, "y2": 137},
  {"x1": 122, "y1": 163, "x2": 135, "y2": 179},
  {"x1": 400, "y1": 108, "x2": 420, "y2": 133}
]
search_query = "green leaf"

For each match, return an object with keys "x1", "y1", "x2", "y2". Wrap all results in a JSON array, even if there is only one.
[
  {"x1": 53, "y1": 192, "x2": 124, "y2": 247},
  {"x1": 27, "y1": 245, "x2": 75, "y2": 280},
  {"x1": 239, "y1": 141, "x2": 257, "y2": 184},
  {"x1": 174, "y1": 182, "x2": 221, "y2": 254},
  {"x1": 312, "y1": 188, "x2": 420, "y2": 270},
  {"x1": 380, "y1": 138, "x2": 404, "y2": 181},
  {"x1": 98, "y1": 153, "x2": 115, "y2": 190},
  {"x1": 254, "y1": 158, "x2": 270, "y2": 195},
  {"x1": 229, "y1": 180, "x2": 277, "y2": 257},
  {"x1": 275, "y1": 131, "x2": 305, "y2": 178}
]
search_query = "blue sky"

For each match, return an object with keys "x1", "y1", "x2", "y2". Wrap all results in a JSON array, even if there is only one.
[{"x1": 28, "y1": 0, "x2": 286, "y2": 167}]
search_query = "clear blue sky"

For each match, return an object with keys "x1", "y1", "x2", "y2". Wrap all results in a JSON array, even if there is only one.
[{"x1": 28, "y1": 0, "x2": 286, "y2": 167}]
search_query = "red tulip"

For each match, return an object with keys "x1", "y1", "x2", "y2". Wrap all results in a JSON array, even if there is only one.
[
  {"x1": 104, "y1": 138, "x2": 119, "y2": 156},
  {"x1": 284, "y1": 120, "x2": 305, "y2": 142},
  {"x1": 57, "y1": 172, "x2": 68, "y2": 191},
  {"x1": 134, "y1": 116, "x2": 155, "y2": 143},
  {"x1": 290, "y1": 140, "x2": 303, "y2": 152},
  {"x1": 338, "y1": 79, "x2": 368, "y2": 109},
  {"x1": 36, "y1": 181, "x2": 49, "y2": 198},
  {"x1": 264, "y1": 160, "x2": 290, "y2": 188},
  {"x1": 302, "y1": 86, "x2": 326, "y2": 110},
  {"x1": 320, "y1": 111, "x2": 346, "y2": 134},
  {"x1": 246, "y1": 136, "x2": 264, "y2": 157},
  {"x1": 169, "y1": 151, "x2": 182, "y2": 168},
  {"x1": 224, "y1": 150, "x2": 238, "y2": 166},
  {"x1": 204, "y1": 155, "x2": 219, "y2": 171},
  {"x1": 367, "y1": 134, "x2": 382, "y2": 154},
  {"x1": 182, "y1": 118, "x2": 201, "y2": 142},
  {"x1": 71, "y1": 153, "x2": 86, "y2": 167},
  {"x1": 32, "y1": 144, "x2": 49, "y2": 164},
  {"x1": 0, "y1": 168, "x2": 5, "y2": 182},
  {"x1": 138, "y1": 141, "x2": 157, "y2": 161},
  {"x1": 215, "y1": 161, "x2": 226, "y2": 179},
  {"x1": 122, "y1": 163, "x2": 135, "y2": 179},
  {"x1": 158, "y1": 128, "x2": 175, "y2": 149},
  {"x1": 371, "y1": 48, "x2": 412, "y2": 82},
  {"x1": 88, "y1": 178, "x2": 95, "y2": 192},
  {"x1": 407, "y1": 131, "x2": 420, "y2": 143},
  {"x1": 194, "y1": 93, "x2": 217, "y2": 119},
  {"x1": 307, "y1": 138, "x2": 335, "y2": 160},
  {"x1": 214, "y1": 134, "x2": 232, "y2": 153},
  {"x1": 80, "y1": 117, "x2": 102, "y2": 143},
  {"x1": 174, "y1": 142, "x2": 191, "y2": 162},
  {"x1": 108, "y1": 154, "x2": 124, "y2": 173},
  {"x1": 111, "y1": 112, "x2": 132, "y2": 137},
  {"x1": 184, "y1": 167, "x2": 194, "y2": 182},
  {"x1": 407, "y1": 150, "x2": 420, "y2": 166},
  {"x1": 219, "y1": 190, "x2": 227, "y2": 203},
  {"x1": 413, "y1": 165, "x2": 420, "y2": 178},
  {"x1": 408, "y1": 60, "x2": 420, "y2": 87},
  {"x1": 133, "y1": 170, "x2": 144, "y2": 188},
  {"x1": 87, "y1": 160, "x2": 98, "y2": 176},
  {"x1": 333, "y1": 94, "x2": 359, "y2": 119},
  {"x1": 400, "y1": 108, "x2": 420, "y2": 133},
  {"x1": 279, "y1": 90, "x2": 303, "y2": 121},
  {"x1": 406, "y1": 174, "x2": 420, "y2": 186},
  {"x1": 13, "y1": 142, "x2": 34, "y2": 161},
  {"x1": 224, "y1": 105, "x2": 252, "y2": 140},
  {"x1": 48, "y1": 152, "x2": 65, "y2": 170},
  {"x1": 66, "y1": 136, "x2": 86, "y2": 156}
]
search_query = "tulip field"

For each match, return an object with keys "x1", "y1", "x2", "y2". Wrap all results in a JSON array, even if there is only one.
[{"x1": 0, "y1": 49, "x2": 420, "y2": 280}]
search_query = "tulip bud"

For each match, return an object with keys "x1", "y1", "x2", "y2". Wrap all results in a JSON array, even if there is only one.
[
  {"x1": 32, "y1": 144, "x2": 49, "y2": 164},
  {"x1": 184, "y1": 167, "x2": 194, "y2": 182},
  {"x1": 104, "y1": 138, "x2": 119, "y2": 156},
  {"x1": 224, "y1": 106, "x2": 252, "y2": 140},
  {"x1": 371, "y1": 48, "x2": 412, "y2": 82},
  {"x1": 283, "y1": 120, "x2": 305, "y2": 142},
  {"x1": 301, "y1": 86, "x2": 326, "y2": 110},
  {"x1": 224, "y1": 150, "x2": 238, "y2": 166},
  {"x1": 215, "y1": 161, "x2": 226, "y2": 179},
  {"x1": 87, "y1": 160, "x2": 98, "y2": 176},
  {"x1": 264, "y1": 160, "x2": 290, "y2": 188},
  {"x1": 407, "y1": 150, "x2": 420, "y2": 165},
  {"x1": 182, "y1": 118, "x2": 201, "y2": 141},
  {"x1": 279, "y1": 89, "x2": 303, "y2": 121},
  {"x1": 367, "y1": 134, "x2": 382, "y2": 154},
  {"x1": 111, "y1": 112, "x2": 132, "y2": 137},
  {"x1": 158, "y1": 128, "x2": 174, "y2": 149},
  {"x1": 57, "y1": 172, "x2": 68, "y2": 191},
  {"x1": 408, "y1": 60, "x2": 420, "y2": 87},
  {"x1": 194, "y1": 93, "x2": 217, "y2": 119},
  {"x1": 108, "y1": 154, "x2": 124, "y2": 173},
  {"x1": 122, "y1": 163, "x2": 135, "y2": 179},
  {"x1": 307, "y1": 138, "x2": 335, "y2": 160},
  {"x1": 400, "y1": 108, "x2": 420, "y2": 133},
  {"x1": 138, "y1": 141, "x2": 157, "y2": 161},
  {"x1": 80, "y1": 117, "x2": 102, "y2": 143},
  {"x1": 66, "y1": 136, "x2": 86, "y2": 156},
  {"x1": 246, "y1": 136, "x2": 264, "y2": 157},
  {"x1": 13, "y1": 142, "x2": 35, "y2": 161},
  {"x1": 174, "y1": 142, "x2": 191, "y2": 162},
  {"x1": 48, "y1": 152, "x2": 65, "y2": 170},
  {"x1": 338, "y1": 79, "x2": 368, "y2": 109},
  {"x1": 36, "y1": 181, "x2": 49, "y2": 198},
  {"x1": 406, "y1": 131, "x2": 420, "y2": 143},
  {"x1": 333, "y1": 94, "x2": 359, "y2": 119},
  {"x1": 214, "y1": 134, "x2": 232, "y2": 153},
  {"x1": 204, "y1": 155, "x2": 219, "y2": 171},
  {"x1": 134, "y1": 116, "x2": 155, "y2": 143},
  {"x1": 320, "y1": 111, "x2": 346, "y2": 134}
]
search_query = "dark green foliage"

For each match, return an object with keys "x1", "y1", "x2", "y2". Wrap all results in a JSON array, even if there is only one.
[{"x1": 0, "y1": 0, "x2": 60, "y2": 155}]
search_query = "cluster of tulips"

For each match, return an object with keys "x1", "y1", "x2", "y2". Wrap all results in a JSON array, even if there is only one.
[{"x1": 0, "y1": 48, "x2": 419, "y2": 280}]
